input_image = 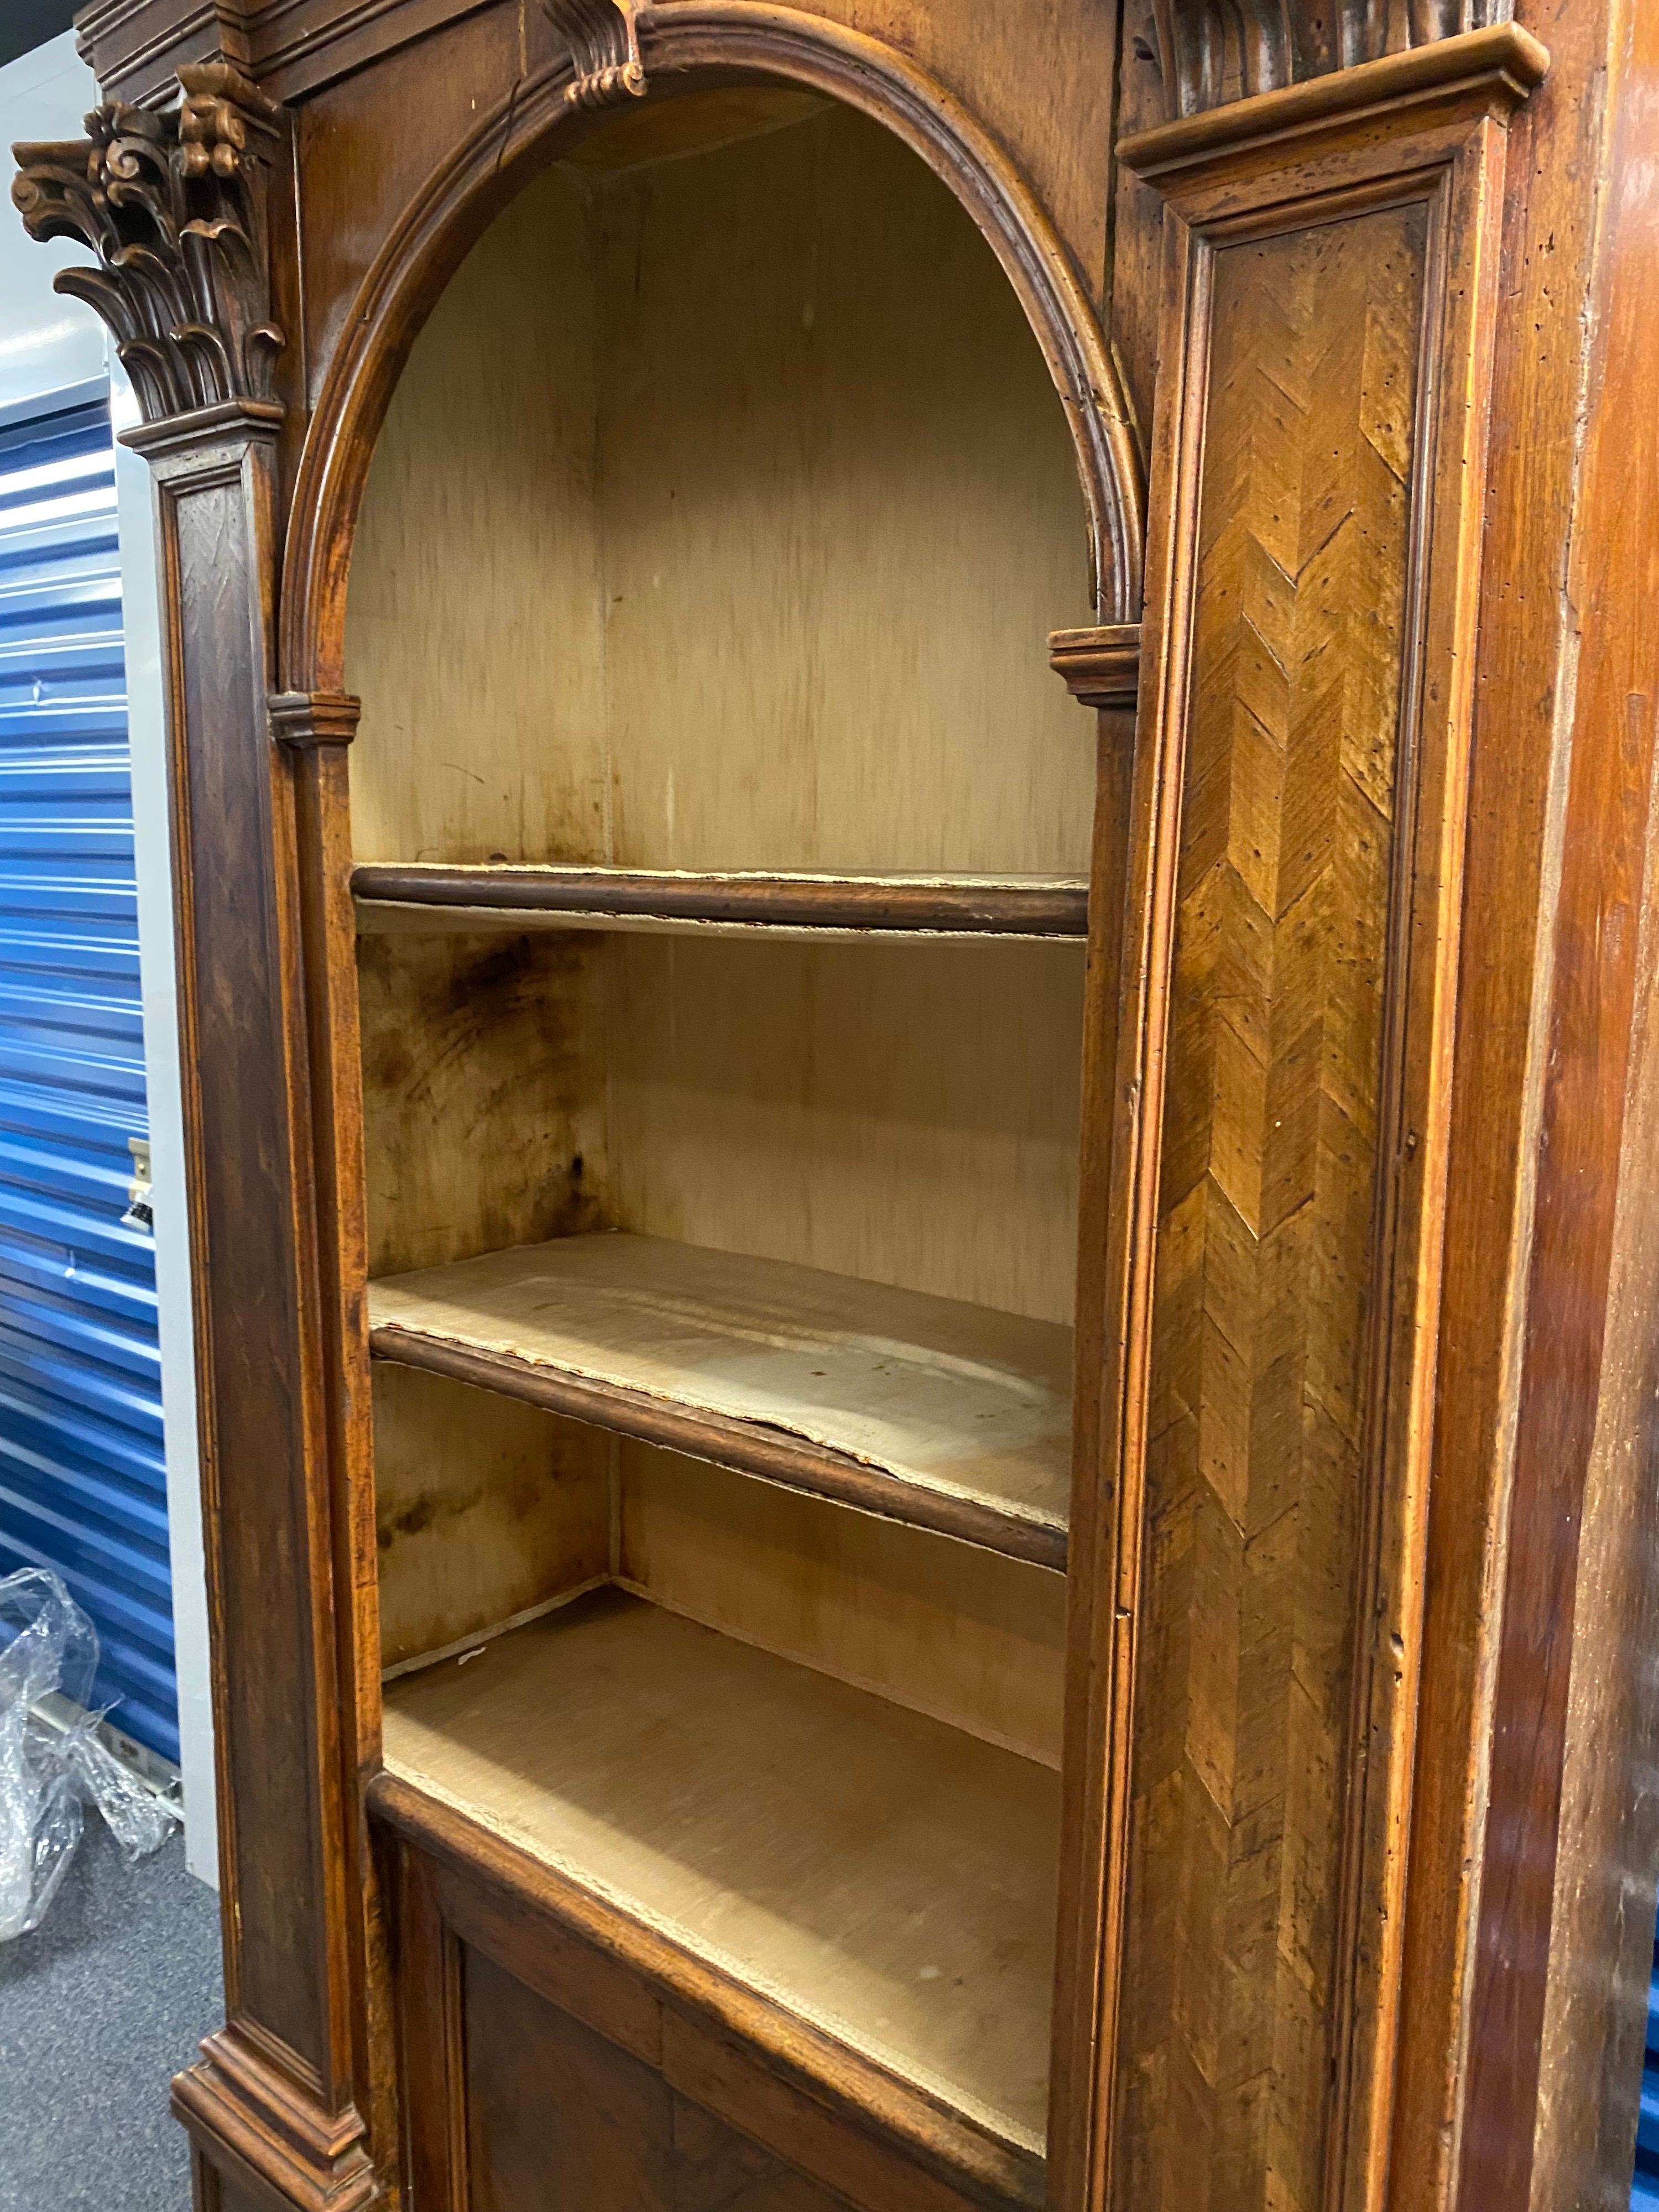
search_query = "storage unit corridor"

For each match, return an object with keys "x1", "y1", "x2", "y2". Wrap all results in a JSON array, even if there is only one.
[{"x1": 351, "y1": 88, "x2": 1093, "y2": 2190}]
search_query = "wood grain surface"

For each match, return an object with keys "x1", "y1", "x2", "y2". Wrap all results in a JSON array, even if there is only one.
[
  {"x1": 1114, "y1": 204, "x2": 1428, "y2": 2211},
  {"x1": 369, "y1": 1232, "x2": 1072, "y2": 1563},
  {"x1": 344, "y1": 107, "x2": 1097, "y2": 880},
  {"x1": 463, "y1": 1951, "x2": 860, "y2": 2212},
  {"x1": 351, "y1": 864, "x2": 1090, "y2": 940},
  {"x1": 382, "y1": 1587, "x2": 1060, "y2": 2157},
  {"x1": 380, "y1": 1784, "x2": 1042, "y2": 2211},
  {"x1": 617, "y1": 1446, "x2": 1067, "y2": 1767}
]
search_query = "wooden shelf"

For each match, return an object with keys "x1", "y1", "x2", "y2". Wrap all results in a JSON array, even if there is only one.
[
  {"x1": 368, "y1": 1233, "x2": 1071, "y2": 1569},
  {"x1": 381, "y1": 1587, "x2": 1059, "y2": 2160},
  {"x1": 352, "y1": 863, "x2": 1088, "y2": 941}
]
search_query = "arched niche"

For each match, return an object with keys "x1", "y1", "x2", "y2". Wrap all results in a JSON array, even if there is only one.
[
  {"x1": 343, "y1": 40, "x2": 1121, "y2": 2163},
  {"x1": 333, "y1": 84, "x2": 1130, "y2": 879}
]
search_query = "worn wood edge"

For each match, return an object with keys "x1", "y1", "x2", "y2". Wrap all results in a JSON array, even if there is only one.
[
  {"x1": 1047, "y1": 624, "x2": 1141, "y2": 709},
  {"x1": 171, "y1": 2029, "x2": 377, "y2": 2212},
  {"x1": 350, "y1": 864, "x2": 1089, "y2": 936},
  {"x1": 369, "y1": 1326, "x2": 1068, "y2": 1571},
  {"x1": 367, "y1": 1769, "x2": 1045, "y2": 2209},
  {"x1": 354, "y1": 901, "x2": 1079, "y2": 947},
  {"x1": 1117, "y1": 23, "x2": 1551, "y2": 180},
  {"x1": 280, "y1": 0, "x2": 1147, "y2": 700}
]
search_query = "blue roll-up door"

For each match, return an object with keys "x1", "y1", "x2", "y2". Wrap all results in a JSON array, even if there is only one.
[
  {"x1": 1634, "y1": 1912, "x2": 1659, "y2": 2206},
  {"x1": 0, "y1": 391, "x2": 175, "y2": 1763}
]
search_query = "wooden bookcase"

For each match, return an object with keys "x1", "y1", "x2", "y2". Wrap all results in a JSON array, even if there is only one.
[{"x1": 13, "y1": 4, "x2": 1659, "y2": 2211}]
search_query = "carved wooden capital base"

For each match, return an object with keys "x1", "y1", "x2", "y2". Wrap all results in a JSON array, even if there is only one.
[
  {"x1": 173, "y1": 2031, "x2": 378, "y2": 2210},
  {"x1": 270, "y1": 691, "x2": 363, "y2": 748},
  {"x1": 1048, "y1": 623, "x2": 1141, "y2": 709}
]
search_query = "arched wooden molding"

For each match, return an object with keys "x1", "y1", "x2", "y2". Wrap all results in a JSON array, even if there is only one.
[{"x1": 279, "y1": 1, "x2": 1146, "y2": 694}]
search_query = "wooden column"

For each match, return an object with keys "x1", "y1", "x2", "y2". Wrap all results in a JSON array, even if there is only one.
[
  {"x1": 1054, "y1": 27, "x2": 1547, "y2": 2212},
  {"x1": 12, "y1": 74, "x2": 385, "y2": 2212}
]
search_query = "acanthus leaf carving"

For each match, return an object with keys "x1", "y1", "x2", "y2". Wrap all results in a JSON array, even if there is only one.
[
  {"x1": 543, "y1": 0, "x2": 648, "y2": 111},
  {"x1": 11, "y1": 62, "x2": 285, "y2": 425},
  {"x1": 1140, "y1": 0, "x2": 1514, "y2": 119}
]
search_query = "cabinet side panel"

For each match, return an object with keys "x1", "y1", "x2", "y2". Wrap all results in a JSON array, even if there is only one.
[
  {"x1": 465, "y1": 1949, "x2": 674, "y2": 2211},
  {"x1": 165, "y1": 453, "x2": 336, "y2": 2078},
  {"x1": 1116, "y1": 204, "x2": 1428, "y2": 2211},
  {"x1": 460, "y1": 1945, "x2": 859, "y2": 2212}
]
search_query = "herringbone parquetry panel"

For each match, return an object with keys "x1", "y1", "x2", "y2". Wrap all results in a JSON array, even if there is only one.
[{"x1": 1117, "y1": 203, "x2": 1429, "y2": 2211}]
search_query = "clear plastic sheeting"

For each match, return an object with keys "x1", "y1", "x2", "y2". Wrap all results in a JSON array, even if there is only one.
[{"x1": 0, "y1": 1569, "x2": 180, "y2": 1940}]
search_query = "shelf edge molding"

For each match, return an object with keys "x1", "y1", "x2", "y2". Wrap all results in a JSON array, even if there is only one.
[
  {"x1": 350, "y1": 865, "x2": 1090, "y2": 938},
  {"x1": 371, "y1": 1322, "x2": 1068, "y2": 1572}
]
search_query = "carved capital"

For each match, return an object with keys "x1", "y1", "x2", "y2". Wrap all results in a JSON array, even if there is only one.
[
  {"x1": 544, "y1": 0, "x2": 647, "y2": 109},
  {"x1": 11, "y1": 63, "x2": 285, "y2": 425},
  {"x1": 1050, "y1": 624, "x2": 1141, "y2": 710},
  {"x1": 1139, "y1": 0, "x2": 1514, "y2": 119},
  {"x1": 270, "y1": 692, "x2": 362, "y2": 749}
]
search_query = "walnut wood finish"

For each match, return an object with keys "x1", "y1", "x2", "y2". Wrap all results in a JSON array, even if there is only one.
[
  {"x1": 351, "y1": 865, "x2": 1090, "y2": 939},
  {"x1": 15, "y1": 6, "x2": 1659, "y2": 2212},
  {"x1": 1120, "y1": 197, "x2": 1427, "y2": 2212},
  {"x1": 11, "y1": 61, "x2": 284, "y2": 416},
  {"x1": 1053, "y1": 29, "x2": 1548, "y2": 2212},
  {"x1": 131, "y1": 402, "x2": 383, "y2": 2209},
  {"x1": 1144, "y1": 0, "x2": 1515, "y2": 121},
  {"x1": 129, "y1": 411, "x2": 381, "y2": 2207},
  {"x1": 1047, "y1": 627, "x2": 1142, "y2": 711},
  {"x1": 1453, "y1": 2, "x2": 1659, "y2": 2203}
]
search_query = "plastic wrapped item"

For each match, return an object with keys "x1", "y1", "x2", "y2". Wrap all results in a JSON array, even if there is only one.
[{"x1": 0, "y1": 1568, "x2": 180, "y2": 1941}]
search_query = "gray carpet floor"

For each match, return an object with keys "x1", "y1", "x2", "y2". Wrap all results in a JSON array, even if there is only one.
[{"x1": 0, "y1": 1819, "x2": 222, "y2": 2210}]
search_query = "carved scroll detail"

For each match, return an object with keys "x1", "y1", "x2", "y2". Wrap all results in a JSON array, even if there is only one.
[
  {"x1": 1140, "y1": 0, "x2": 1514, "y2": 118},
  {"x1": 11, "y1": 64, "x2": 284, "y2": 424},
  {"x1": 544, "y1": 0, "x2": 647, "y2": 109}
]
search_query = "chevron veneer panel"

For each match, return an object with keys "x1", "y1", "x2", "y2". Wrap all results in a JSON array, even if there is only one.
[{"x1": 1115, "y1": 203, "x2": 1429, "y2": 2212}]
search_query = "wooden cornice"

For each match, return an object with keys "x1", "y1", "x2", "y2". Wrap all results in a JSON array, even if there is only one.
[
  {"x1": 1142, "y1": 0, "x2": 1523, "y2": 123},
  {"x1": 1121, "y1": 20, "x2": 1550, "y2": 180},
  {"x1": 10, "y1": 63, "x2": 285, "y2": 426}
]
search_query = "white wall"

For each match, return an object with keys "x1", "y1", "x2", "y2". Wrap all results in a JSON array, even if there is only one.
[
  {"x1": 2, "y1": 32, "x2": 218, "y2": 1887},
  {"x1": 0, "y1": 34, "x2": 105, "y2": 419}
]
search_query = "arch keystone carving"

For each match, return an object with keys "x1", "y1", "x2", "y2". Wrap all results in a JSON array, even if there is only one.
[{"x1": 545, "y1": 0, "x2": 648, "y2": 109}]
